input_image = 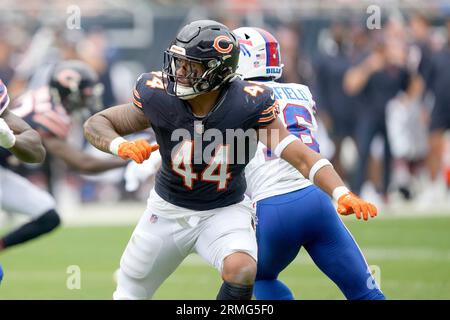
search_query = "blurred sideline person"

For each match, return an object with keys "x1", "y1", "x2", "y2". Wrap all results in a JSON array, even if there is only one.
[
  {"x1": 344, "y1": 19, "x2": 423, "y2": 201},
  {"x1": 84, "y1": 20, "x2": 377, "y2": 300},
  {"x1": 234, "y1": 26, "x2": 384, "y2": 300},
  {"x1": 314, "y1": 22, "x2": 357, "y2": 182},
  {"x1": 418, "y1": 18, "x2": 450, "y2": 205},
  {"x1": 0, "y1": 61, "x2": 127, "y2": 252}
]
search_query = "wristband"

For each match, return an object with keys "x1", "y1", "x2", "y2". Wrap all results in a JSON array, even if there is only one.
[
  {"x1": 109, "y1": 137, "x2": 127, "y2": 155},
  {"x1": 332, "y1": 186, "x2": 351, "y2": 202},
  {"x1": 3, "y1": 133, "x2": 16, "y2": 149}
]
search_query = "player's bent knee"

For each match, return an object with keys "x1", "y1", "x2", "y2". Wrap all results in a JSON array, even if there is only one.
[
  {"x1": 222, "y1": 252, "x2": 257, "y2": 285},
  {"x1": 114, "y1": 232, "x2": 164, "y2": 300},
  {"x1": 120, "y1": 232, "x2": 163, "y2": 280}
]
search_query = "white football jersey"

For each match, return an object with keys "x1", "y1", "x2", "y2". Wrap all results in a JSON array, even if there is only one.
[{"x1": 245, "y1": 81, "x2": 319, "y2": 202}]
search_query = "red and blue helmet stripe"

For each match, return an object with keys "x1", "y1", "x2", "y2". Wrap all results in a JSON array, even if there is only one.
[
  {"x1": 0, "y1": 79, "x2": 10, "y2": 115},
  {"x1": 254, "y1": 27, "x2": 280, "y2": 67}
]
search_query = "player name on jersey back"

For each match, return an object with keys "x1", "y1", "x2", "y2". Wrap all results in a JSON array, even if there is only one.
[{"x1": 245, "y1": 80, "x2": 320, "y2": 202}]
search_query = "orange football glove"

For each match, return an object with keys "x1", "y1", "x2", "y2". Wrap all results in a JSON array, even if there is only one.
[
  {"x1": 337, "y1": 192, "x2": 378, "y2": 221},
  {"x1": 118, "y1": 139, "x2": 159, "y2": 164}
]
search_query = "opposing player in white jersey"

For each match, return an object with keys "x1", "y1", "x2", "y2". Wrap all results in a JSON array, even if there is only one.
[{"x1": 234, "y1": 27, "x2": 385, "y2": 300}]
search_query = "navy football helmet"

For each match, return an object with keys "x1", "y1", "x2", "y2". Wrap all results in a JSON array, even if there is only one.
[
  {"x1": 163, "y1": 20, "x2": 240, "y2": 99},
  {"x1": 49, "y1": 60, "x2": 104, "y2": 114}
]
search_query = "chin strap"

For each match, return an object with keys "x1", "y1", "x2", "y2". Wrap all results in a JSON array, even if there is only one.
[
  {"x1": 176, "y1": 84, "x2": 201, "y2": 100},
  {"x1": 176, "y1": 72, "x2": 239, "y2": 100}
]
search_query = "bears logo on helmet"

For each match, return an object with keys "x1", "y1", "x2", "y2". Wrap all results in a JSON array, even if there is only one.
[{"x1": 213, "y1": 35, "x2": 234, "y2": 54}]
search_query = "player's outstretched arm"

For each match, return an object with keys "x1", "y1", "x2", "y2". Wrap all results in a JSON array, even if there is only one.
[
  {"x1": 42, "y1": 136, "x2": 127, "y2": 174},
  {"x1": 259, "y1": 118, "x2": 377, "y2": 220},
  {"x1": 83, "y1": 104, "x2": 158, "y2": 164},
  {"x1": 0, "y1": 109, "x2": 46, "y2": 163}
]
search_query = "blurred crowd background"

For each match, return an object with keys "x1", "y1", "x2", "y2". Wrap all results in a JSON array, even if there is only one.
[{"x1": 1, "y1": 0, "x2": 450, "y2": 214}]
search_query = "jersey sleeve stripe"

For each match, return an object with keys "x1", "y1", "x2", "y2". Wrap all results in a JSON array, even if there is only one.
[
  {"x1": 259, "y1": 101, "x2": 279, "y2": 124},
  {"x1": 261, "y1": 104, "x2": 277, "y2": 115},
  {"x1": 132, "y1": 97, "x2": 142, "y2": 109},
  {"x1": 32, "y1": 114, "x2": 69, "y2": 139},
  {"x1": 133, "y1": 87, "x2": 141, "y2": 99},
  {"x1": 258, "y1": 117, "x2": 278, "y2": 126},
  {"x1": 261, "y1": 101, "x2": 279, "y2": 115},
  {"x1": 259, "y1": 113, "x2": 278, "y2": 123}
]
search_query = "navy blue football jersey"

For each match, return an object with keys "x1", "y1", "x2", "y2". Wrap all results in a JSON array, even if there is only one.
[
  {"x1": 11, "y1": 86, "x2": 72, "y2": 140},
  {"x1": 133, "y1": 71, "x2": 279, "y2": 210},
  {"x1": 1, "y1": 87, "x2": 71, "y2": 168}
]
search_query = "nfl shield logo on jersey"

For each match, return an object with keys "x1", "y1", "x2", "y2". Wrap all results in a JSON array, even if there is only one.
[{"x1": 149, "y1": 214, "x2": 159, "y2": 224}]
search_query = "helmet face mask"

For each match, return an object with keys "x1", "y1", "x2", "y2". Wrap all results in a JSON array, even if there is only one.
[
  {"x1": 56, "y1": 83, "x2": 104, "y2": 114},
  {"x1": 163, "y1": 50, "x2": 220, "y2": 99},
  {"x1": 49, "y1": 60, "x2": 103, "y2": 115},
  {"x1": 162, "y1": 20, "x2": 240, "y2": 100},
  {"x1": 233, "y1": 27, "x2": 284, "y2": 81}
]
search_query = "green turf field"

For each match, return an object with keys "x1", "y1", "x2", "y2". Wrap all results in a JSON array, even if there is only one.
[{"x1": 1, "y1": 216, "x2": 450, "y2": 299}]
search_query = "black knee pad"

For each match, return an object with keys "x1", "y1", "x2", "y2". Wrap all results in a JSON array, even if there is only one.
[
  {"x1": 1, "y1": 209, "x2": 61, "y2": 249},
  {"x1": 37, "y1": 209, "x2": 61, "y2": 232}
]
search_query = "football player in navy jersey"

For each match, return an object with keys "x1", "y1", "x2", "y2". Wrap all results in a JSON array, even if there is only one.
[
  {"x1": 0, "y1": 61, "x2": 126, "y2": 252},
  {"x1": 84, "y1": 20, "x2": 377, "y2": 300}
]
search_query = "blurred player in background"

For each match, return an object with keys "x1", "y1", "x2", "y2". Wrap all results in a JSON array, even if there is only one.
[
  {"x1": 313, "y1": 21, "x2": 358, "y2": 182},
  {"x1": 84, "y1": 20, "x2": 377, "y2": 300},
  {"x1": 234, "y1": 26, "x2": 384, "y2": 300},
  {"x1": 0, "y1": 61, "x2": 127, "y2": 252},
  {"x1": 0, "y1": 79, "x2": 46, "y2": 163},
  {"x1": 343, "y1": 19, "x2": 423, "y2": 202},
  {"x1": 1, "y1": 79, "x2": 46, "y2": 281}
]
